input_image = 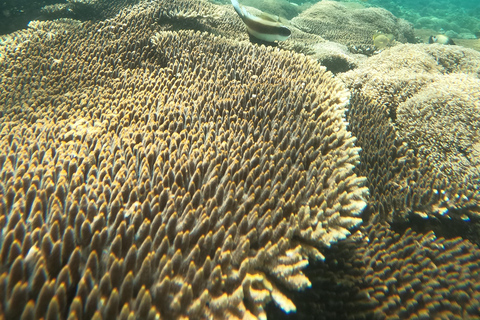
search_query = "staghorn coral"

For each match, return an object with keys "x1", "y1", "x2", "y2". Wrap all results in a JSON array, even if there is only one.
[
  {"x1": 291, "y1": 1, "x2": 415, "y2": 48},
  {"x1": 267, "y1": 223, "x2": 480, "y2": 320},
  {"x1": 0, "y1": 1, "x2": 368, "y2": 318}
]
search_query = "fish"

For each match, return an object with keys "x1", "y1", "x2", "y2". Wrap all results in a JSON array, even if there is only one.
[
  {"x1": 372, "y1": 32, "x2": 395, "y2": 49},
  {"x1": 231, "y1": 0, "x2": 291, "y2": 42},
  {"x1": 428, "y1": 34, "x2": 455, "y2": 45}
]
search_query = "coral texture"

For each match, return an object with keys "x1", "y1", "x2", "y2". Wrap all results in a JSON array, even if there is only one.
[
  {"x1": 344, "y1": 94, "x2": 438, "y2": 223},
  {"x1": 359, "y1": 224, "x2": 480, "y2": 319},
  {"x1": 0, "y1": 1, "x2": 368, "y2": 319},
  {"x1": 396, "y1": 74, "x2": 480, "y2": 184},
  {"x1": 341, "y1": 45, "x2": 480, "y2": 222},
  {"x1": 266, "y1": 223, "x2": 480, "y2": 320},
  {"x1": 341, "y1": 44, "x2": 480, "y2": 111},
  {"x1": 291, "y1": 1, "x2": 415, "y2": 47},
  {"x1": 240, "y1": 0, "x2": 301, "y2": 20}
]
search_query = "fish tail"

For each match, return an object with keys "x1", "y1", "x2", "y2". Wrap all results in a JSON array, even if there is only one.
[{"x1": 231, "y1": 0, "x2": 253, "y2": 20}]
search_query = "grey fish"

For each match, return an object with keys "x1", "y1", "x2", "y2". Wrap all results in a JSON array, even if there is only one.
[{"x1": 231, "y1": 0, "x2": 291, "y2": 42}]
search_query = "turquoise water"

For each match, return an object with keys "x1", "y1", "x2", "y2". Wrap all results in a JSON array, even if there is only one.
[{"x1": 366, "y1": 0, "x2": 479, "y2": 37}]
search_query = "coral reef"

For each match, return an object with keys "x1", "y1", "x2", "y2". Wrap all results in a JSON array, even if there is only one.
[
  {"x1": 343, "y1": 94, "x2": 438, "y2": 223},
  {"x1": 307, "y1": 41, "x2": 366, "y2": 74},
  {"x1": 4, "y1": 0, "x2": 380, "y2": 75},
  {"x1": 396, "y1": 74, "x2": 480, "y2": 184},
  {"x1": 240, "y1": 0, "x2": 302, "y2": 20},
  {"x1": 340, "y1": 44, "x2": 480, "y2": 223},
  {"x1": 359, "y1": 224, "x2": 480, "y2": 319},
  {"x1": 291, "y1": 1, "x2": 415, "y2": 48},
  {"x1": 0, "y1": 0, "x2": 139, "y2": 35},
  {"x1": 0, "y1": 1, "x2": 368, "y2": 318},
  {"x1": 267, "y1": 223, "x2": 480, "y2": 320},
  {"x1": 341, "y1": 44, "x2": 480, "y2": 110},
  {"x1": 1, "y1": 0, "x2": 480, "y2": 319}
]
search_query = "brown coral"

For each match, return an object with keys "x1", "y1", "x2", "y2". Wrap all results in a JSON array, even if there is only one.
[
  {"x1": 266, "y1": 223, "x2": 480, "y2": 320},
  {"x1": 359, "y1": 224, "x2": 480, "y2": 319},
  {"x1": 340, "y1": 44, "x2": 480, "y2": 111},
  {"x1": 396, "y1": 74, "x2": 480, "y2": 184},
  {"x1": 0, "y1": 2, "x2": 368, "y2": 319},
  {"x1": 291, "y1": 1, "x2": 415, "y2": 48},
  {"x1": 341, "y1": 45, "x2": 480, "y2": 222},
  {"x1": 345, "y1": 93, "x2": 420, "y2": 223}
]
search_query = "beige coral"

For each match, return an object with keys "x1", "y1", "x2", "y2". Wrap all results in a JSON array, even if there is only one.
[
  {"x1": 396, "y1": 73, "x2": 480, "y2": 182},
  {"x1": 341, "y1": 44, "x2": 480, "y2": 221},
  {"x1": 0, "y1": 1, "x2": 368, "y2": 318},
  {"x1": 268, "y1": 224, "x2": 480, "y2": 320},
  {"x1": 291, "y1": 1, "x2": 415, "y2": 47}
]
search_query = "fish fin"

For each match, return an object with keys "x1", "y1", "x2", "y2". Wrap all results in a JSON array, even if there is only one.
[
  {"x1": 231, "y1": 0, "x2": 256, "y2": 21},
  {"x1": 231, "y1": 0, "x2": 242, "y2": 16}
]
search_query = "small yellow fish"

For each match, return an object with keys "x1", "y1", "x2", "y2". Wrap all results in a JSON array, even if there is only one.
[{"x1": 372, "y1": 32, "x2": 395, "y2": 49}]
